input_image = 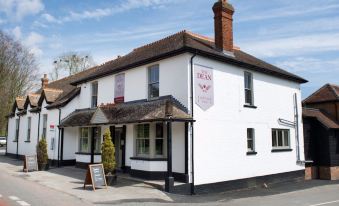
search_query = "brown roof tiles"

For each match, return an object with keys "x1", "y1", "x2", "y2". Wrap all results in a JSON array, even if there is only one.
[{"x1": 303, "y1": 84, "x2": 339, "y2": 104}]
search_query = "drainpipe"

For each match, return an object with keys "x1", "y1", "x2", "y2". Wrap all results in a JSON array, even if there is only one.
[
  {"x1": 57, "y1": 108, "x2": 61, "y2": 167},
  {"x1": 5, "y1": 119, "x2": 8, "y2": 155},
  {"x1": 190, "y1": 52, "x2": 197, "y2": 195},
  {"x1": 294, "y1": 93, "x2": 301, "y2": 162},
  {"x1": 16, "y1": 116, "x2": 21, "y2": 159}
]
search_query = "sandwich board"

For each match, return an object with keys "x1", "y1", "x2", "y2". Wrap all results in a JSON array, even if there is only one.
[
  {"x1": 23, "y1": 155, "x2": 38, "y2": 172},
  {"x1": 83, "y1": 164, "x2": 107, "y2": 191}
]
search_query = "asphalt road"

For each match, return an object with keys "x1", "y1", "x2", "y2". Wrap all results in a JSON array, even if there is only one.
[{"x1": 0, "y1": 157, "x2": 93, "y2": 206}]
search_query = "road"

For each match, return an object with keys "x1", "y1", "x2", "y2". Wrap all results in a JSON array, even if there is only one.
[{"x1": 0, "y1": 148, "x2": 339, "y2": 206}]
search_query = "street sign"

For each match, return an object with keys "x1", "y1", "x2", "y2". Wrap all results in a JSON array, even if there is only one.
[
  {"x1": 83, "y1": 164, "x2": 107, "y2": 191},
  {"x1": 23, "y1": 155, "x2": 38, "y2": 172}
]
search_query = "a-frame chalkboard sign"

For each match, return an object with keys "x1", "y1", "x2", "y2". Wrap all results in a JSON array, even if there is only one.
[
  {"x1": 83, "y1": 164, "x2": 107, "y2": 191},
  {"x1": 23, "y1": 155, "x2": 38, "y2": 172}
]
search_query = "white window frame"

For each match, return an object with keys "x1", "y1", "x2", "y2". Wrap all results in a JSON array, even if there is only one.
[
  {"x1": 79, "y1": 127, "x2": 90, "y2": 153},
  {"x1": 272, "y1": 129, "x2": 290, "y2": 149},
  {"x1": 42, "y1": 114, "x2": 47, "y2": 139},
  {"x1": 93, "y1": 127, "x2": 101, "y2": 153},
  {"x1": 136, "y1": 124, "x2": 150, "y2": 157},
  {"x1": 91, "y1": 81, "x2": 98, "y2": 108},
  {"x1": 247, "y1": 128, "x2": 255, "y2": 152},
  {"x1": 27, "y1": 117, "x2": 31, "y2": 142},
  {"x1": 148, "y1": 65, "x2": 159, "y2": 100},
  {"x1": 244, "y1": 71, "x2": 254, "y2": 105}
]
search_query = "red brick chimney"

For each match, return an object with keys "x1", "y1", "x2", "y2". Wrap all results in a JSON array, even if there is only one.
[
  {"x1": 41, "y1": 74, "x2": 49, "y2": 88},
  {"x1": 213, "y1": 0, "x2": 234, "y2": 53}
]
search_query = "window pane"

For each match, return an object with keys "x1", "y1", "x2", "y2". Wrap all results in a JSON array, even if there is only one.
[
  {"x1": 283, "y1": 130, "x2": 289, "y2": 147},
  {"x1": 156, "y1": 123, "x2": 163, "y2": 138},
  {"x1": 272, "y1": 130, "x2": 277, "y2": 147},
  {"x1": 149, "y1": 66, "x2": 159, "y2": 83},
  {"x1": 245, "y1": 89, "x2": 252, "y2": 104},
  {"x1": 278, "y1": 131, "x2": 283, "y2": 146},
  {"x1": 247, "y1": 140, "x2": 253, "y2": 151},
  {"x1": 149, "y1": 83, "x2": 159, "y2": 99},
  {"x1": 156, "y1": 139, "x2": 163, "y2": 155},
  {"x1": 92, "y1": 82, "x2": 98, "y2": 95},
  {"x1": 144, "y1": 124, "x2": 150, "y2": 138},
  {"x1": 144, "y1": 139, "x2": 150, "y2": 154}
]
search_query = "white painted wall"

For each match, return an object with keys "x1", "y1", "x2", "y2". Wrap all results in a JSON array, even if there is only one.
[
  {"x1": 192, "y1": 56, "x2": 305, "y2": 185},
  {"x1": 6, "y1": 110, "x2": 18, "y2": 155}
]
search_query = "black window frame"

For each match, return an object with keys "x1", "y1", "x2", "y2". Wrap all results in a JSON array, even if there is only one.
[
  {"x1": 42, "y1": 114, "x2": 48, "y2": 139},
  {"x1": 27, "y1": 117, "x2": 31, "y2": 142},
  {"x1": 14, "y1": 119, "x2": 19, "y2": 142},
  {"x1": 247, "y1": 128, "x2": 255, "y2": 153}
]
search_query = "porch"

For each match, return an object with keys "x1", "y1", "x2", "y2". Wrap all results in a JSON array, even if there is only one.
[{"x1": 58, "y1": 96, "x2": 194, "y2": 192}]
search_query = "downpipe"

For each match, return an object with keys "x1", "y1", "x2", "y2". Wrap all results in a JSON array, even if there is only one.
[{"x1": 190, "y1": 52, "x2": 197, "y2": 195}]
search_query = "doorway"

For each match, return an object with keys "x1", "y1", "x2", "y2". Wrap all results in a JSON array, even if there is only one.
[{"x1": 110, "y1": 126, "x2": 126, "y2": 171}]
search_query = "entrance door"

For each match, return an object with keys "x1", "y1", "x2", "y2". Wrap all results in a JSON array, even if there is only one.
[{"x1": 109, "y1": 127, "x2": 125, "y2": 171}]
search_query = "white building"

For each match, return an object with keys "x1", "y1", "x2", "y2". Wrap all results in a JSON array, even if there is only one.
[{"x1": 6, "y1": 0, "x2": 308, "y2": 194}]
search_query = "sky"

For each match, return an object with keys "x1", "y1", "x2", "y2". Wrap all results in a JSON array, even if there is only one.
[{"x1": 0, "y1": 0, "x2": 339, "y2": 98}]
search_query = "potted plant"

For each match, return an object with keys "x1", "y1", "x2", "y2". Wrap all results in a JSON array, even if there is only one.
[
  {"x1": 101, "y1": 128, "x2": 117, "y2": 185},
  {"x1": 37, "y1": 137, "x2": 49, "y2": 171}
]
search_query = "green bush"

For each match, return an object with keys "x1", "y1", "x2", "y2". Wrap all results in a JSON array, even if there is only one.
[
  {"x1": 101, "y1": 128, "x2": 116, "y2": 175},
  {"x1": 37, "y1": 137, "x2": 48, "y2": 164}
]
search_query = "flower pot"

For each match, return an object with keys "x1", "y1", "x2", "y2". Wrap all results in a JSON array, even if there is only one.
[
  {"x1": 38, "y1": 163, "x2": 49, "y2": 171},
  {"x1": 105, "y1": 174, "x2": 117, "y2": 186}
]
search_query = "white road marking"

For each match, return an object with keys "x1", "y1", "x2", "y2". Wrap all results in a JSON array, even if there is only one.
[
  {"x1": 9, "y1": 196, "x2": 20, "y2": 201},
  {"x1": 309, "y1": 200, "x2": 339, "y2": 206},
  {"x1": 17, "y1": 200, "x2": 30, "y2": 206},
  {"x1": 0, "y1": 194, "x2": 2, "y2": 198}
]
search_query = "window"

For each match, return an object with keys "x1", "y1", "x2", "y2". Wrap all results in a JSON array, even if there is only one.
[
  {"x1": 93, "y1": 127, "x2": 101, "y2": 153},
  {"x1": 91, "y1": 82, "x2": 98, "y2": 108},
  {"x1": 42, "y1": 114, "x2": 47, "y2": 139},
  {"x1": 148, "y1": 65, "x2": 159, "y2": 99},
  {"x1": 79, "y1": 128, "x2": 90, "y2": 153},
  {"x1": 27, "y1": 117, "x2": 31, "y2": 141},
  {"x1": 14, "y1": 119, "x2": 19, "y2": 141},
  {"x1": 155, "y1": 123, "x2": 164, "y2": 156},
  {"x1": 247, "y1": 128, "x2": 255, "y2": 152},
  {"x1": 136, "y1": 124, "x2": 150, "y2": 156},
  {"x1": 272, "y1": 129, "x2": 290, "y2": 149},
  {"x1": 244, "y1": 71, "x2": 254, "y2": 105}
]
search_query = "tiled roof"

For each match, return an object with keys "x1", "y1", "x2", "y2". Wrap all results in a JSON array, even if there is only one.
[
  {"x1": 303, "y1": 108, "x2": 339, "y2": 129},
  {"x1": 303, "y1": 84, "x2": 339, "y2": 104},
  {"x1": 72, "y1": 30, "x2": 307, "y2": 85},
  {"x1": 46, "y1": 87, "x2": 81, "y2": 109},
  {"x1": 60, "y1": 96, "x2": 192, "y2": 127},
  {"x1": 24, "y1": 94, "x2": 40, "y2": 108}
]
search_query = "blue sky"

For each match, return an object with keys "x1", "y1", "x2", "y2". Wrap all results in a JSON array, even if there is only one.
[{"x1": 0, "y1": 0, "x2": 339, "y2": 98}]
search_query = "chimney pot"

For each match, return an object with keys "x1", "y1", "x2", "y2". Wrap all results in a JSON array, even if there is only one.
[
  {"x1": 41, "y1": 74, "x2": 49, "y2": 88},
  {"x1": 213, "y1": 0, "x2": 235, "y2": 53}
]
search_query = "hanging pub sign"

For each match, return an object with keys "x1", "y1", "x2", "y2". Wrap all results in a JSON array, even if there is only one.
[
  {"x1": 23, "y1": 155, "x2": 38, "y2": 172},
  {"x1": 195, "y1": 64, "x2": 214, "y2": 111},
  {"x1": 83, "y1": 164, "x2": 107, "y2": 191},
  {"x1": 114, "y1": 73, "x2": 125, "y2": 103}
]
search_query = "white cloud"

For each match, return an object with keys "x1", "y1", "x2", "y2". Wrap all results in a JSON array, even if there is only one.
[
  {"x1": 41, "y1": 13, "x2": 62, "y2": 24},
  {"x1": 12, "y1": 26, "x2": 21, "y2": 40},
  {"x1": 241, "y1": 33, "x2": 339, "y2": 58},
  {"x1": 24, "y1": 32, "x2": 44, "y2": 57},
  {"x1": 276, "y1": 57, "x2": 339, "y2": 74},
  {"x1": 0, "y1": 0, "x2": 44, "y2": 21},
  {"x1": 238, "y1": 2, "x2": 339, "y2": 22}
]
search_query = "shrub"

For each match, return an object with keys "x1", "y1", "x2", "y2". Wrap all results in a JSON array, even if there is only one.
[
  {"x1": 101, "y1": 128, "x2": 116, "y2": 175},
  {"x1": 37, "y1": 137, "x2": 48, "y2": 165}
]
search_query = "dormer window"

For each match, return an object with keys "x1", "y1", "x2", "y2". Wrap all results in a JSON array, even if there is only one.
[
  {"x1": 91, "y1": 82, "x2": 98, "y2": 108},
  {"x1": 148, "y1": 65, "x2": 159, "y2": 99}
]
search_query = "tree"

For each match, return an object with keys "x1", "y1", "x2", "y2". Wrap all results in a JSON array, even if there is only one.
[
  {"x1": 37, "y1": 137, "x2": 49, "y2": 170},
  {"x1": 101, "y1": 128, "x2": 116, "y2": 175},
  {"x1": 0, "y1": 30, "x2": 38, "y2": 135},
  {"x1": 50, "y1": 52, "x2": 95, "y2": 80}
]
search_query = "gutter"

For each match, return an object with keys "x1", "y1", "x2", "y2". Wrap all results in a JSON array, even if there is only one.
[
  {"x1": 190, "y1": 52, "x2": 197, "y2": 195},
  {"x1": 37, "y1": 111, "x2": 41, "y2": 143}
]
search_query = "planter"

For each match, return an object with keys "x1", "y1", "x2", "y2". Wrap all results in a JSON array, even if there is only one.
[
  {"x1": 105, "y1": 174, "x2": 117, "y2": 186},
  {"x1": 38, "y1": 163, "x2": 49, "y2": 171}
]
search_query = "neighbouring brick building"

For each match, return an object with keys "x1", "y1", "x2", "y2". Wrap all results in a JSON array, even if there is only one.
[{"x1": 303, "y1": 84, "x2": 339, "y2": 180}]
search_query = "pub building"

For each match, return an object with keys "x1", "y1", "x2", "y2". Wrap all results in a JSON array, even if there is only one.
[{"x1": 6, "y1": 0, "x2": 308, "y2": 194}]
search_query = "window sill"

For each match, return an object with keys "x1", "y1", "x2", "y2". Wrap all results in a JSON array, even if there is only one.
[
  {"x1": 130, "y1": 157, "x2": 167, "y2": 161},
  {"x1": 13, "y1": 140, "x2": 18, "y2": 142},
  {"x1": 271, "y1": 148, "x2": 293, "y2": 153},
  {"x1": 24, "y1": 141, "x2": 31, "y2": 143},
  {"x1": 244, "y1": 104, "x2": 257, "y2": 109},
  {"x1": 246, "y1": 151, "x2": 257, "y2": 155},
  {"x1": 75, "y1": 152, "x2": 101, "y2": 155}
]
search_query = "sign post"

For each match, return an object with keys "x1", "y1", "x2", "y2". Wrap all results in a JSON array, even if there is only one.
[
  {"x1": 23, "y1": 155, "x2": 38, "y2": 172},
  {"x1": 83, "y1": 164, "x2": 107, "y2": 191}
]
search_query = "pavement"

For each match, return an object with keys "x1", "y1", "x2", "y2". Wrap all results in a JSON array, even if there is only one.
[{"x1": 0, "y1": 151, "x2": 339, "y2": 206}]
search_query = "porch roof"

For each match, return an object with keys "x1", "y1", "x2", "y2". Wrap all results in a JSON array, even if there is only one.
[{"x1": 59, "y1": 96, "x2": 193, "y2": 128}]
